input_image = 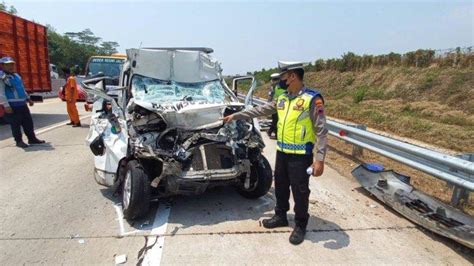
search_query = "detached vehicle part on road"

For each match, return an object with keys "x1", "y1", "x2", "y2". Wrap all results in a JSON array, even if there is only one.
[{"x1": 82, "y1": 48, "x2": 272, "y2": 220}]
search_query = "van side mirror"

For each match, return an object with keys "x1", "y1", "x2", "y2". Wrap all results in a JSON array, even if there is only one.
[
  {"x1": 232, "y1": 76, "x2": 255, "y2": 105},
  {"x1": 82, "y1": 77, "x2": 107, "y2": 92},
  {"x1": 95, "y1": 80, "x2": 105, "y2": 91}
]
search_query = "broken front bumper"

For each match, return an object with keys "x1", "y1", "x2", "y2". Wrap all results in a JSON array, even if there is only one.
[
  {"x1": 94, "y1": 168, "x2": 116, "y2": 187},
  {"x1": 164, "y1": 163, "x2": 249, "y2": 195},
  {"x1": 180, "y1": 162, "x2": 249, "y2": 181},
  {"x1": 151, "y1": 143, "x2": 252, "y2": 195}
]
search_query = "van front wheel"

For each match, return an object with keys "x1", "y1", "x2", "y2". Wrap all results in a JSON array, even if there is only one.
[
  {"x1": 122, "y1": 160, "x2": 150, "y2": 220},
  {"x1": 237, "y1": 156, "x2": 273, "y2": 199}
]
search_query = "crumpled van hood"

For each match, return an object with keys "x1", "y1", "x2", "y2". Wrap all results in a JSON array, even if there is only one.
[{"x1": 130, "y1": 99, "x2": 245, "y2": 130}]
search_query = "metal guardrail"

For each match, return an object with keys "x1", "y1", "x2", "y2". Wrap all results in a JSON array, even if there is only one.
[{"x1": 240, "y1": 94, "x2": 474, "y2": 205}]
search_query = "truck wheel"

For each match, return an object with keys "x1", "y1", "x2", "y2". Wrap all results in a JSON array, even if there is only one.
[
  {"x1": 122, "y1": 160, "x2": 151, "y2": 220},
  {"x1": 237, "y1": 156, "x2": 273, "y2": 199}
]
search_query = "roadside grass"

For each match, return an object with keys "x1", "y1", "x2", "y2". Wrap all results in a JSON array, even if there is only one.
[
  {"x1": 420, "y1": 70, "x2": 439, "y2": 90},
  {"x1": 252, "y1": 66, "x2": 473, "y2": 152},
  {"x1": 251, "y1": 66, "x2": 474, "y2": 215},
  {"x1": 325, "y1": 99, "x2": 474, "y2": 152},
  {"x1": 352, "y1": 85, "x2": 368, "y2": 103},
  {"x1": 447, "y1": 72, "x2": 470, "y2": 94}
]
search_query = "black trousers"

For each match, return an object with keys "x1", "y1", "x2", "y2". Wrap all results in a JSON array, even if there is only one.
[
  {"x1": 274, "y1": 151, "x2": 313, "y2": 229},
  {"x1": 267, "y1": 113, "x2": 278, "y2": 137},
  {"x1": 4, "y1": 105, "x2": 37, "y2": 143}
]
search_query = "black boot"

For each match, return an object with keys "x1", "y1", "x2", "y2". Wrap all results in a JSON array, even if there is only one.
[
  {"x1": 262, "y1": 214, "x2": 288, "y2": 229},
  {"x1": 72, "y1": 123, "x2": 82, "y2": 127},
  {"x1": 28, "y1": 139, "x2": 45, "y2": 145},
  {"x1": 289, "y1": 226, "x2": 306, "y2": 245},
  {"x1": 16, "y1": 141, "x2": 29, "y2": 148},
  {"x1": 66, "y1": 121, "x2": 74, "y2": 125}
]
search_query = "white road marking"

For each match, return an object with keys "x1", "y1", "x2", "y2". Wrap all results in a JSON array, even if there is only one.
[
  {"x1": 142, "y1": 204, "x2": 171, "y2": 266},
  {"x1": 35, "y1": 115, "x2": 91, "y2": 135},
  {"x1": 32, "y1": 99, "x2": 63, "y2": 105},
  {"x1": 114, "y1": 204, "x2": 126, "y2": 236},
  {"x1": 113, "y1": 203, "x2": 148, "y2": 237}
]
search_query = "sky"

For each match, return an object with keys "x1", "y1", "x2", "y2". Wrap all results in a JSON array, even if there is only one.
[{"x1": 10, "y1": 0, "x2": 474, "y2": 75}]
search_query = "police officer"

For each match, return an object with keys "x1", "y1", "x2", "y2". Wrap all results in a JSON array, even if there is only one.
[
  {"x1": 0, "y1": 57, "x2": 45, "y2": 148},
  {"x1": 266, "y1": 73, "x2": 286, "y2": 139},
  {"x1": 223, "y1": 61, "x2": 327, "y2": 245}
]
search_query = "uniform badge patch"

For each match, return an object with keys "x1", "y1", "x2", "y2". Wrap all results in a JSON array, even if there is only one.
[
  {"x1": 296, "y1": 98, "x2": 305, "y2": 107},
  {"x1": 293, "y1": 98, "x2": 305, "y2": 111},
  {"x1": 277, "y1": 99, "x2": 286, "y2": 110}
]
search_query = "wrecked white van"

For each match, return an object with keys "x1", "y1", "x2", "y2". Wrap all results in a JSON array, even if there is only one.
[{"x1": 82, "y1": 48, "x2": 272, "y2": 220}]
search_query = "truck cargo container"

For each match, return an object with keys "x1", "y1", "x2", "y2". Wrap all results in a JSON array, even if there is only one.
[{"x1": 0, "y1": 11, "x2": 51, "y2": 117}]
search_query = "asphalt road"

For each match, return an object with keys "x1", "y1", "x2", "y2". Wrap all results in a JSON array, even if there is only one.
[{"x1": 0, "y1": 99, "x2": 472, "y2": 265}]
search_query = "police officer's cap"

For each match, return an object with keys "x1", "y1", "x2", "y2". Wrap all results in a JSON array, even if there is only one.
[
  {"x1": 270, "y1": 73, "x2": 280, "y2": 80},
  {"x1": 0, "y1": 57, "x2": 15, "y2": 64},
  {"x1": 278, "y1": 61, "x2": 308, "y2": 75}
]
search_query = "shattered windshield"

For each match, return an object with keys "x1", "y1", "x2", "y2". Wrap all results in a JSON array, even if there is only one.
[{"x1": 131, "y1": 75, "x2": 235, "y2": 104}]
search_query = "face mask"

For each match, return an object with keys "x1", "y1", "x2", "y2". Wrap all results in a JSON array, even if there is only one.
[{"x1": 279, "y1": 79, "x2": 289, "y2": 90}]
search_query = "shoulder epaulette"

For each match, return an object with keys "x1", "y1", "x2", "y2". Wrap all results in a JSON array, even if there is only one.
[{"x1": 303, "y1": 88, "x2": 321, "y2": 96}]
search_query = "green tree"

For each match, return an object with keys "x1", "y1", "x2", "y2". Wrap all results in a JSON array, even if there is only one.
[
  {"x1": 314, "y1": 59, "x2": 325, "y2": 71},
  {"x1": 387, "y1": 52, "x2": 401, "y2": 66},
  {"x1": 99, "y1": 41, "x2": 119, "y2": 55},
  {"x1": 0, "y1": 1, "x2": 17, "y2": 14},
  {"x1": 47, "y1": 26, "x2": 120, "y2": 76},
  {"x1": 65, "y1": 29, "x2": 101, "y2": 46},
  {"x1": 403, "y1": 51, "x2": 417, "y2": 67},
  {"x1": 341, "y1": 52, "x2": 360, "y2": 72}
]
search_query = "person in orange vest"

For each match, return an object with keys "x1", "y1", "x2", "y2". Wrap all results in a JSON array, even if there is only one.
[{"x1": 63, "y1": 68, "x2": 81, "y2": 127}]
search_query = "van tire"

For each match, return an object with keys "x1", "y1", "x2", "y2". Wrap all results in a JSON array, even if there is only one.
[
  {"x1": 122, "y1": 160, "x2": 150, "y2": 220},
  {"x1": 237, "y1": 156, "x2": 273, "y2": 199}
]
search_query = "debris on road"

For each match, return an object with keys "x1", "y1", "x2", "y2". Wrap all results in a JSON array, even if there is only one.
[
  {"x1": 353, "y1": 164, "x2": 474, "y2": 249},
  {"x1": 115, "y1": 254, "x2": 127, "y2": 265},
  {"x1": 78, "y1": 239, "x2": 85, "y2": 244}
]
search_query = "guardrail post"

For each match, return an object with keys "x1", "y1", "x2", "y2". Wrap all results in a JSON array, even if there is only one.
[
  {"x1": 450, "y1": 153, "x2": 473, "y2": 206},
  {"x1": 351, "y1": 124, "x2": 367, "y2": 157},
  {"x1": 451, "y1": 186, "x2": 469, "y2": 206}
]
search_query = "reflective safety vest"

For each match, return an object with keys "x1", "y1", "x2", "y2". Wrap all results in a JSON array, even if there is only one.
[
  {"x1": 276, "y1": 88, "x2": 322, "y2": 155},
  {"x1": 272, "y1": 85, "x2": 286, "y2": 100},
  {"x1": 1, "y1": 73, "x2": 28, "y2": 107}
]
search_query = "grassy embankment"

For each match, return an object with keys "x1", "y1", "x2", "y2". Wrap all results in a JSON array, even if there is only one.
[
  {"x1": 254, "y1": 67, "x2": 474, "y2": 153},
  {"x1": 248, "y1": 64, "x2": 473, "y2": 213}
]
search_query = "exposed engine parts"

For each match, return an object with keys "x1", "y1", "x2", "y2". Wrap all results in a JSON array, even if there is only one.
[
  {"x1": 126, "y1": 102, "x2": 265, "y2": 195},
  {"x1": 129, "y1": 103, "x2": 262, "y2": 161}
]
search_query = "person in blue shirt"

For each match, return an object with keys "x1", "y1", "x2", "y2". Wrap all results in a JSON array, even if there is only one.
[{"x1": 0, "y1": 57, "x2": 45, "y2": 148}]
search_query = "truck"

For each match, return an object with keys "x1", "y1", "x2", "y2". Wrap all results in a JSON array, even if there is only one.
[
  {"x1": 59, "y1": 54, "x2": 127, "y2": 102},
  {"x1": 0, "y1": 11, "x2": 51, "y2": 117}
]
